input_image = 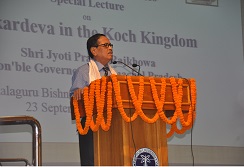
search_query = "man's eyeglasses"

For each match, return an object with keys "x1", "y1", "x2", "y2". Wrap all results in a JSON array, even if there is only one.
[{"x1": 96, "y1": 43, "x2": 113, "y2": 48}]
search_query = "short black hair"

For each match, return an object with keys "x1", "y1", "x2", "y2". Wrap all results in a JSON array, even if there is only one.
[{"x1": 87, "y1": 33, "x2": 106, "y2": 58}]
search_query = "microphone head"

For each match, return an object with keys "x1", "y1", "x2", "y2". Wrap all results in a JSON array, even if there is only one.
[
  {"x1": 112, "y1": 61, "x2": 117, "y2": 64},
  {"x1": 132, "y1": 64, "x2": 138, "y2": 67}
]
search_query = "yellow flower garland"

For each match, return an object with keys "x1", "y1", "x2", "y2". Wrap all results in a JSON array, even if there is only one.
[{"x1": 73, "y1": 74, "x2": 197, "y2": 138}]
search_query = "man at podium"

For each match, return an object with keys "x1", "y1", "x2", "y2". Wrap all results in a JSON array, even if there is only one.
[{"x1": 69, "y1": 33, "x2": 117, "y2": 166}]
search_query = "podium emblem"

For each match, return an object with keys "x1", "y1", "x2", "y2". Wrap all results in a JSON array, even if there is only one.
[{"x1": 132, "y1": 148, "x2": 159, "y2": 166}]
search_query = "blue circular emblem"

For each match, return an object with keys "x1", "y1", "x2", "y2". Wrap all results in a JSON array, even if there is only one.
[{"x1": 132, "y1": 148, "x2": 159, "y2": 166}]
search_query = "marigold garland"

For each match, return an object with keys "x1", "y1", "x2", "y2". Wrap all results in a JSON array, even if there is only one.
[
  {"x1": 100, "y1": 81, "x2": 113, "y2": 131},
  {"x1": 111, "y1": 75, "x2": 138, "y2": 122},
  {"x1": 74, "y1": 81, "x2": 95, "y2": 135},
  {"x1": 89, "y1": 78, "x2": 106, "y2": 131},
  {"x1": 73, "y1": 74, "x2": 197, "y2": 138},
  {"x1": 127, "y1": 76, "x2": 159, "y2": 123},
  {"x1": 149, "y1": 77, "x2": 178, "y2": 124}
]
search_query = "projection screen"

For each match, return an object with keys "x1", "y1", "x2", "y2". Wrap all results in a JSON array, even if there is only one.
[{"x1": 0, "y1": 0, "x2": 244, "y2": 147}]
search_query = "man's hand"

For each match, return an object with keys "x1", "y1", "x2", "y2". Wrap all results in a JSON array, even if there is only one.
[{"x1": 73, "y1": 88, "x2": 83, "y2": 100}]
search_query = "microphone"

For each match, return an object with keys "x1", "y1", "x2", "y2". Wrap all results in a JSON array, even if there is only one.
[
  {"x1": 112, "y1": 61, "x2": 143, "y2": 76},
  {"x1": 132, "y1": 64, "x2": 141, "y2": 76}
]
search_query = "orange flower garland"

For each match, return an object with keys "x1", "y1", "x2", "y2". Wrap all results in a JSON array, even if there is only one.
[
  {"x1": 166, "y1": 78, "x2": 197, "y2": 137},
  {"x1": 73, "y1": 74, "x2": 197, "y2": 138},
  {"x1": 111, "y1": 75, "x2": 138, "y2": 122},
  {"x1": 100, "y1": 81, "x2": 113, "y2": 131},
  {"x1": 89, "y1": 78, "x2": 105, "y2": 131},
  {"x1": 149, "y1": 77, "x2": 178, "y2": 125},
  {"x1": 74, "y1": 81, "x2": 95, "y2": 135},
  {"x1": 127, "y1": 76, "x2": 159, "y2": 123}
]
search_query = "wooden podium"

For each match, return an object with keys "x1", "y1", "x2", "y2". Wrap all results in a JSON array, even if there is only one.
[{"x1": 70, "y1": 75, "x2": 195, "y2": 166}]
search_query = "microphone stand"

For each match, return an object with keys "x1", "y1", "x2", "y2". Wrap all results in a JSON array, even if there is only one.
[
  {"x1": 132, "y1": 64, "x2": 141, "y2": 76},
  {"x1": 112, "y1": 61, "x2": 143, "y2": 76}
]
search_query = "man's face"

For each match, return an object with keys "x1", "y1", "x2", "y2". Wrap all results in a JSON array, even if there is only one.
[{"x1": 92, "y1": 36, "x2": 113, "y2": 65}]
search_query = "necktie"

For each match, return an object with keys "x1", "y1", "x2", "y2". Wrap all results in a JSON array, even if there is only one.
[{"x1": 103, "y1": 67, "x2": 109, "y2": 76}]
